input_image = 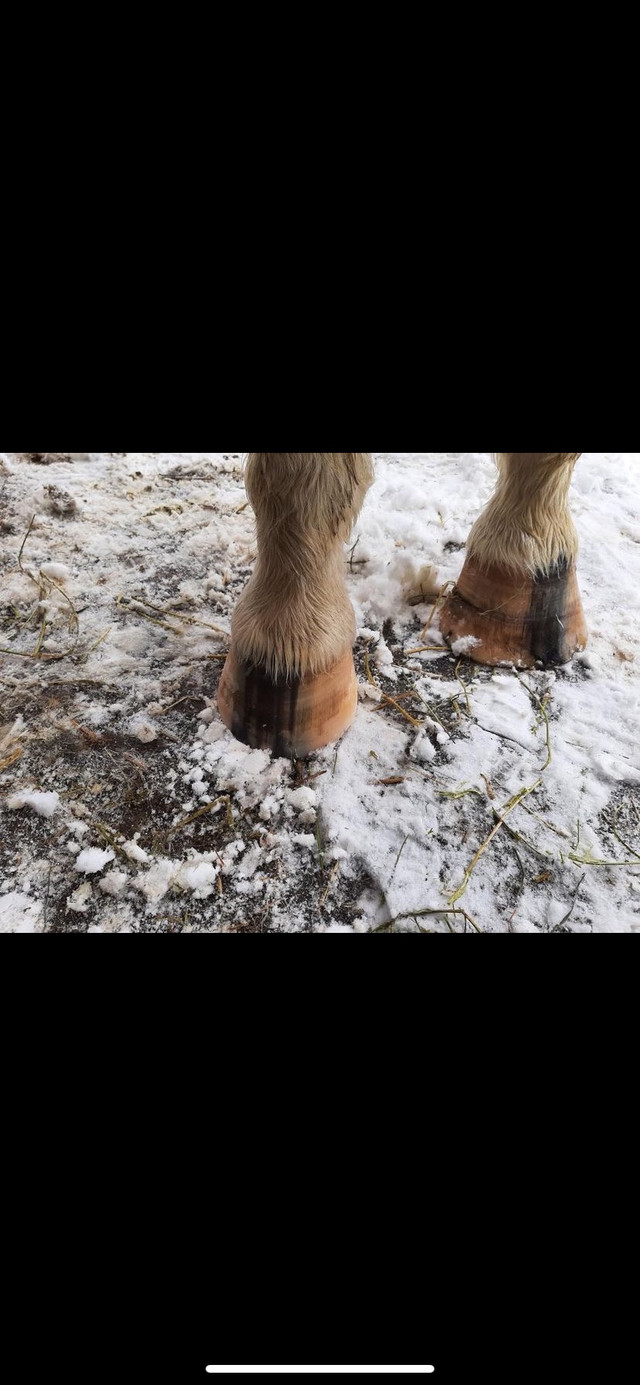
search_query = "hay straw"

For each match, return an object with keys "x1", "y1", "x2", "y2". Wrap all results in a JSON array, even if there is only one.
[
  {"x1": 0, "y1": 746, "x2": 23, "y2": 772},
  {"x1": 2, "y1": 516, "x2": 81, "y2": 662},
  {"x1": 515, "y1": 671, "x2": 552, "y2": 770},
  {"x1": 319, "y1": 860, "x2": 341, "y2": 908},
  {"x1": 389, "y1": 835, "x2": 409, "y2": 883},
  {"x1": 127, "y1": 594, "x2": 228, "y2": 636},
  {"x1": 567, "y1": 848, "x2": 640, "y2": 868},
  {"x1": 158, "y1": 694, "x2": 209, "y2": 715},
  {"x1": 437, "y1": 785, "x2": 484, "y2": 801},
  {"x1": 420, "y1": 585, "x2": 453, "y2": 641},
  {"x1": 604, "y1": 804, "x2": 640, "y2": 862},
  {"x1": 94, "y1": 822, "x2": 130, "y2": 862},
  {"x1": 374, "y1": 906, "x2": 482, "y2": 934},
  {"x1": 454, "y1": 660, "x2": 472, "y2": 715},
  {"x1": 550, "y1": 875, "x2": 586, "y2": 931},
  {"x1": 448, "y1": 778, "x2": 543, "y2": 906},
  {"x1": 83, "y1": 628, "x2": 112, "y2": 656},
  {"x1": 407, "y1": 684, "x2": 449, "y2": 734},
  {"x1": 364, "y1": 647, "x2": 424, "y2": 729},
  {"x1": 404, "y1": 645, "x2": 447, "y2": 655},
  {"x1": 166, "y1": 796, "x2": 231, "y2": 840},
  {"x1": 518, "y1": 803, "x2": 571, "y2": 840},
  {"x1": 481, "y1": 774, "x2": 495, "y2": 801},
  {"x1": 379, "y1": 696, "x2": 423, "y2": 729}
]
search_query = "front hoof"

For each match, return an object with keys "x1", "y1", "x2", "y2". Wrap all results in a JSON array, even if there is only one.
[
  {"x1": 439, "y1": 556, "x2": 588, "y2": 668},
  {"x1": 217, "y1": 648, "x2": 358, "y2": 757}
]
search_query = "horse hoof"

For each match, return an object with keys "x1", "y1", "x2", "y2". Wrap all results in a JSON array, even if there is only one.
[
  {"x1": 217, "y1": 648, "x2": 358, "y2": 757},
  {"x1": 439, "y1": 556, "x2": 588, "y2": 668}
]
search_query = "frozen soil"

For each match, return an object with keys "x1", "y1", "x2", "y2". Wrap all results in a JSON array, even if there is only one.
[{"x1": 1, "y1": 451, "x2": 639, "y2": 934}]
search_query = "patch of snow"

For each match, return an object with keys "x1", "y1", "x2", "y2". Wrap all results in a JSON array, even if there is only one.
[
  {"x1": 67, "y1": 883, "x2": 93, "y2": 914},
  {"x1": 135, "y1": 859, "x2": 176, "y2": 903},
  {"x1": 122, "y1": 839, "x2": 151, "y2": 864},
  {"x1": 0, "y1": 892, "x2": 42, "y2": 933},
  {"x1": 128, "y1": 715, "x2": 159, "y2": 743},
  {"x1": 175, "y1": 861, "x2": 218, "y2": 897},
  {"x1": 75, "y1": 849, "x2": 115, "y2": 874},
  {"x1": 69, "y1": 820, "x2": 90, "y2": 838},
  {"x1": 221, "y1": 840, "x2": 246, "y2": 873},
  {"x1": 134, "y1": 852, "x2": 222, "y2": 904},
  {"x1": 358, "y1": 681, "x2": 383, "y2": 702},
  {"x1": 99, "y1": 871, "x2": 130, "y2": 897},
  {"x1": 548, "y1": 900, "x2": 569, "y2": 929},
  {"x1": 286, "y1": 787, "x2": 318, "y2": 813},
  {"x1": 375, "y1": 636, "x2": 397, "y2": 681},
  {"x1": 6, "y1": 790, "x2": 60, "y2": 818},
  {"x1": 451, "y1": 635, "x2": 481, "y2": 655},
  {"x1": 410, "y1": 732, "x2": 436, "y2": 765},
  {"x1": 40, "y1": 562, "x2": 70, "y2": 581}
]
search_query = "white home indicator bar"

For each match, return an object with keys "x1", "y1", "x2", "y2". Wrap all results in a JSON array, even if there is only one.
[{"x1": 205, "y1": 1370, "x2": 435, "y2": 1376}]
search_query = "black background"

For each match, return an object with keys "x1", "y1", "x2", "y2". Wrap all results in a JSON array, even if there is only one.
[{"x1": 4, "y1": 766, "x2": 632, "y2": 1385}]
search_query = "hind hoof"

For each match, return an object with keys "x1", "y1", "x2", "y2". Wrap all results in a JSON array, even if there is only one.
[
  {"x1": 439, "y1": 556, "x2": 588, "y2": 668},
  {"x1": 217, "y1": 648, "x2": 358, "y2": 757}
]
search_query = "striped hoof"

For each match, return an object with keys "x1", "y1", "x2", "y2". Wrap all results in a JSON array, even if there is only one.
[
  {"x1": 439, "y1": 556, "x2": 588, "y2": 668},
  {"x1": 218, "y1": 648, "x2": 358, "y2": 758}
]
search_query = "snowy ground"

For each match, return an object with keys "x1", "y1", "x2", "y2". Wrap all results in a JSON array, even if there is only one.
[{"x1": 1, "y1": 451, "x2": 639, "y2": 934}]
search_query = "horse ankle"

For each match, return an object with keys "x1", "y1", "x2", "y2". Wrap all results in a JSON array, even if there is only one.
[{"x1": 467, "y1": 452, "x2": 582, "y2": 576}]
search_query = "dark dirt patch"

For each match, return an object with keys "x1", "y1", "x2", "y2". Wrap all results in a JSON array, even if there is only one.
[
  {"x1": 1, "y1": 654, "x2": 384, "y2": 933},
  {"x1": 599, "y1": 785, "x2": 640, "y2": 866}
]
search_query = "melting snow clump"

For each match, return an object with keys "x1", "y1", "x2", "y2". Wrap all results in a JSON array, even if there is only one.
[
  {"x1": 6, "y1": 790, "x2": 61, "y2": 818},
  {"x1": 75, "y1": 849, "x2": 116, "y2": 874}
]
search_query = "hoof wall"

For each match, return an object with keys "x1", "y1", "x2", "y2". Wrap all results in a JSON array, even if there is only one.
[
  {"x1": 440, "y1": 558, "x2": 588, "y2": 668},
  {"x1": 218, "y1": 649, "x2": 358, "y2": 757}
]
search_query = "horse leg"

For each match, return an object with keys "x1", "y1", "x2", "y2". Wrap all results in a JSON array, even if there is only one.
[
  {"x1": 219, "y1": 452, "x2": 374, "y2": 756},
  {"x1": 440, "y1": 453, "x2": 588, "y2": 667}
]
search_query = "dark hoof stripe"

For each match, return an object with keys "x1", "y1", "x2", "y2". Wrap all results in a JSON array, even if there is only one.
[
  {"x1": 218, "y1": 649, "x2": 358, "y2": 758},
  {"x1": 440, "y1": 557, "x2": 588, "y2": 668}
]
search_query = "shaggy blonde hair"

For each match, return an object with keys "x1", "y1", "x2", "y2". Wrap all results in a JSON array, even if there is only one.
[
  {"x1": 468, "y1": 452, "x2": 582, "y2": 574},
  {"x1": 230, "y1": 451, "x2": 583, "y2": 679},
  {"x1": 232, "y1": 453, "x2": 374, "y2": 679}
]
